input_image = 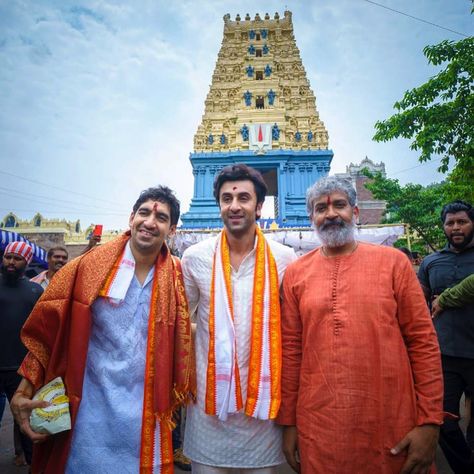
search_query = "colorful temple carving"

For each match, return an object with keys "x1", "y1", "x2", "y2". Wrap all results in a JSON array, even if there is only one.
[{"x1": 181, "y1": 11, "x2": 333, "y2": 228}]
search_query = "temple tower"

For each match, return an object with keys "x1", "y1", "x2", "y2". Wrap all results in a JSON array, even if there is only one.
[{"x1": 181, "y1": 11, "x2": 333, "y2": 228}]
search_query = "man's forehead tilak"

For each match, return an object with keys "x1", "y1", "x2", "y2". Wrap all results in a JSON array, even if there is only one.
[
  {"x1": 314, "y1": 195, "x2": 332, "y2": 206},
  {"x1": 316, "y1": 194, "x2": 349, "y2": 205},
  {"x1": 134, "y1": 200, "x2": 170, "y2": 221},
  {"x1": 139, "y1": 200, "x2": 163, "y2": 211}
]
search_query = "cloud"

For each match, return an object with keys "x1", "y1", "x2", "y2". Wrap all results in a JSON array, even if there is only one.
[
  {"x1": 0, "y1": 0, "x2": 471, "y2": 228},
  {"x1": 66, "y1": 5, "x2": 109, "y2": 32}
]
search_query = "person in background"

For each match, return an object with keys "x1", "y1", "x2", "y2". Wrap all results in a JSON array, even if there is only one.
[
  {"x1": 0, "y1": 242, "x2": 43, "y2": 467},
  {"x1": 418, "y1": 200, "x2": 474, "y2": 473},
  {"x1": 398, "y1": 246, "x2": 414, "y2": 263},
  {"x1": 30, "y1": 246, "x2": 68, "y2": 289},
  {"x1": 431, "y1": 272, "x2": 474, "y2": 460},
  {"x1": 431, "y1": 274, "x2": 474, "y2": 318}
]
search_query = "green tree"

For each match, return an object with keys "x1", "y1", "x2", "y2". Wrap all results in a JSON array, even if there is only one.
[
  {"x1": 373, "y1": 34, "x2": 474, "y2": 175},
  {"x1": 362, "y1": 171, "x2": 446, "y2": 251},
  {"x1": 443, "y1": 166, "x2": 474, "y2": 203}
]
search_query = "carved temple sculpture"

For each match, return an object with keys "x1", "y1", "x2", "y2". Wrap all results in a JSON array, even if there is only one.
[{"x1": 181, "y1": 11, "x2": 333, "y2": 228}]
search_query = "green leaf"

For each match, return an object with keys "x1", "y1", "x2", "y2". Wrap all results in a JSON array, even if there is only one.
[{"x1": 373, "y1": 32, "x2": 474, "y2": 177}]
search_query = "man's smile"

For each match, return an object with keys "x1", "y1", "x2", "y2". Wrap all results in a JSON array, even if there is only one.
[{"x1": 138, "y1": 228, "x2": 158, "y2": 237}]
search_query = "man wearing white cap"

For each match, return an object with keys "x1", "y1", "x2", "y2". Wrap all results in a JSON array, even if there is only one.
[{"x1": 0, "y1": 241, "x2": 43, "y2": 466}]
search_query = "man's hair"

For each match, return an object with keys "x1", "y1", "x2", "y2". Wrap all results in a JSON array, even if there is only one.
[
  {"x1": 47, "y1": 246, "x2": 68, "y2": 259},
  {"x1": 306, "y1": 176, "x2": 357, "y2": 214},
  {"x1": 132, "y1": 186, "x2": 180, "y2": 226},
  {"x1": 213, "y1": 164, "x2": 267, "y2": 204},
  {"x1": 440, "y1": 200, "x2": 474, "y2": 224},
  {"x1": 398, "y1": 247, "x2": 413, "y2": 260}
]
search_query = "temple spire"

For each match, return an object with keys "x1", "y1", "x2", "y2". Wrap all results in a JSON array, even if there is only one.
[{"x1": 193, "y1": 10, "x2": 329, "y2": 153}]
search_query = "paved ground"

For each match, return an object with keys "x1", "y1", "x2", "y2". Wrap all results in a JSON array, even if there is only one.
[
  {"x1": 0, "y1": 408, "x2": 28, "y2": 474},
  {"x1": 0, "y1": 404, "x2": 454, "y2": 473}
]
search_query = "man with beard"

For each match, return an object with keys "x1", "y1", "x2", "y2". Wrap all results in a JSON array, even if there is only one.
[
  {"x1": 11, "y1": 186, "x2": 195, "y2": 474},
  {"x1": 277, "y1": 176, "x2": 443, "y2": 474},
  {"x1": 0, "y1": 241, "x2": 43, "y2": 466},
  {"x1": 181, "y1": 164, "x2": 296, "y2": 473},
  {"x1": 418, "y1": 200, "x2": 474, "y2": 473},
  {"x1": 30, "y1": 245, "x2": 68, "y2": 288}
]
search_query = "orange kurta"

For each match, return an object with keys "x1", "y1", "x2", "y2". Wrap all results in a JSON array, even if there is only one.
[{"x1": 277, "y1": 242, "x2": 443, "y2": 474}]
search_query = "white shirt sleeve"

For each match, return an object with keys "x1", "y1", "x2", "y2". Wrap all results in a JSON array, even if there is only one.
[{"x1": 181, "y1": 250, "x2": 201, "y2": 316}]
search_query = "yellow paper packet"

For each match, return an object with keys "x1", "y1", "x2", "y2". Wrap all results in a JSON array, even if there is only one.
[{"x1": 30, "y1": 377, "x2": 71, "y2": 435}]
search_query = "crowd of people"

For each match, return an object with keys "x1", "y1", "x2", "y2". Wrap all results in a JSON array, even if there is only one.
[{"x1": 0, "y1": 164, "x2": 473, "y2": 474}]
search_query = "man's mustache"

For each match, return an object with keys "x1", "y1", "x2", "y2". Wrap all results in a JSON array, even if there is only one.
[{"x1": 319, "y1": 218, "x2": 346, "y2": 230}]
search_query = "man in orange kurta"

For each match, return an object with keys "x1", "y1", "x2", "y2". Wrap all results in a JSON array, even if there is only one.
[{"x1": 277, "y1": 176, "x2": 444, "y2": 474}]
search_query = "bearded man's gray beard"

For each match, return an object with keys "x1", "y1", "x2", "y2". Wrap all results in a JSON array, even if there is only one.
[{"x1": 315, "y1": 217, "x2": 357, "y2": 248}]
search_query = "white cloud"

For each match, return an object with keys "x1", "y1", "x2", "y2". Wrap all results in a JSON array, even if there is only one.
[{"x1": 0, "y1": 0, "x2": 471, "y2": 228}]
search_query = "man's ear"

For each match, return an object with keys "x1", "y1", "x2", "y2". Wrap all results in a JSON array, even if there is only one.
[
  {"x1": 129, "y1": 212, "x2": 135, "y2": 228},
  {"x1": 168, "y1": 224, "x2": 177, "y2": 237},
  {"x1": 256, "y1": 201, "x2": 263, "y2": 220},
  {"x1": 353, "y1": 206, "x2": 360, "y2": 223}
]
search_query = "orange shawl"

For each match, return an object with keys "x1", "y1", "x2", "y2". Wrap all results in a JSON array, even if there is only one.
[
  {"x1": 206, "y1": 227, "x2": 281, "y2": 420},
  {"x1": 19, "y1": 233, "x2": 195, "y2": 474}
]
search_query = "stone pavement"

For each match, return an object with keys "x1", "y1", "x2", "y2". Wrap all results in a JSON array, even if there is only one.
[
  {"x1": 0, "y1": 408, "x2": 28, "y2": 474},
  {"x1": 0, "y1": 404, "x2": 454, "y2": 474}
]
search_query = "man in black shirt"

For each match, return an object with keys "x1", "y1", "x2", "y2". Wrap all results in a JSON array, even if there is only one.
[
  {"x1": 418, "y1": 200, "x2": 474, "y2": 474},
  {"x1": 0, "y1": 241, "x2": 43, "y2": 466}
]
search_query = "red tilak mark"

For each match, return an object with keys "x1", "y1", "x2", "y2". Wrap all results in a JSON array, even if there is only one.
[
  {"x1": 153, "y1": 202, "x2": 158, "y2": 211},
  {"x1": 233, "y1": 186, "x2": 237, "y2": 191},
  {"x1": 258, "y1": 125, "x2": 263, "y2": 142},
  {"x1": 326, "y1": 196, "x2": 331, "y2": 205}
]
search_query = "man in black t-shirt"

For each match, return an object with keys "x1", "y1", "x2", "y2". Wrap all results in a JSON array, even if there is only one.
[
  {"x1": 418, "y1": 200, "x2": 474, "y2": 474},
  {"x1": 0, "y1": 241, "x2": 43, "y2": 466}
]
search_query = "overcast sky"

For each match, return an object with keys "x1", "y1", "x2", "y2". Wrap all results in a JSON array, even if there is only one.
[{"x1": 0, "y1": 0, "x2": 472, "y2": 229}]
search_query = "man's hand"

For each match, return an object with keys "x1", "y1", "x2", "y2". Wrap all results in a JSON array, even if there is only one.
[
  {"x1": 391, "y1": 424, "x2": 439, "y2": 474},
  {"x1": 431, "y1": 296, "x2": 443, "y2": 319},
  {"x1": 10, "y1": 379, "x2": 50, "y2": 443},
  {"x1": 81, "y1": 234, "x2": 101, "y2": 255},
  {"x1": 282, "y1": 425, "x2": 300, "y2": 473}
]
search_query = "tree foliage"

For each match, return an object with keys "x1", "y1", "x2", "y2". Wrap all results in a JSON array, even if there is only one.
[
  {"x1": 373, "y1": 35, "x2": 474, "y2": 174},
  {"x1": 362, "y1": 171, "x2": 446, "y2": 251},
  {"x1": 443, "y1": 165, "x2": 474, "y2": 203}
]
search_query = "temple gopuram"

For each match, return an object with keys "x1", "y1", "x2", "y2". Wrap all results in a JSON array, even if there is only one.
[
  {"x1": 2, "y1": 11, "x2": 405, "y2": 261},
  {"x1": 181, "y1": 11, "x2": 333, "y2": 228}
]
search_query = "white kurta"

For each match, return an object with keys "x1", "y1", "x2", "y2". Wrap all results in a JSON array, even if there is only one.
[
  {"x1": 181, "y1": 235, "x2": 296, "y2": 468},
  {"x1": 65, "y1": 266, "x2": 157, "y2": 474}
]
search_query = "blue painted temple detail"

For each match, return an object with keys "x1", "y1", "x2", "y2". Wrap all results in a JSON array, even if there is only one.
[{"x1": 181, "y1": 11, "x2": 332, "y2": 228}]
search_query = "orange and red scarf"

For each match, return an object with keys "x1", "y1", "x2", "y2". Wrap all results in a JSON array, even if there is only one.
[
  {"x1": 205, "y1": 226, "x2": 281, "y2": 421},
  {"x1": 20, "y1": 234, "x2": 195, "y2": 474},
  {"x1": 99, "y1": 241, "x2": 193, "y2": 473}
]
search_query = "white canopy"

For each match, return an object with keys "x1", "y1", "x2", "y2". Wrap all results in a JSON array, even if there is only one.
[{"x1": 171, "y1": 225, "x2": 406, "y2": 257}]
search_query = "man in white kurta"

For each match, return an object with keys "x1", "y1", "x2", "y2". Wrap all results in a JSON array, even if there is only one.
[{"x1": 181, "y1": 164, "x2": 296, "y2": 473}]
